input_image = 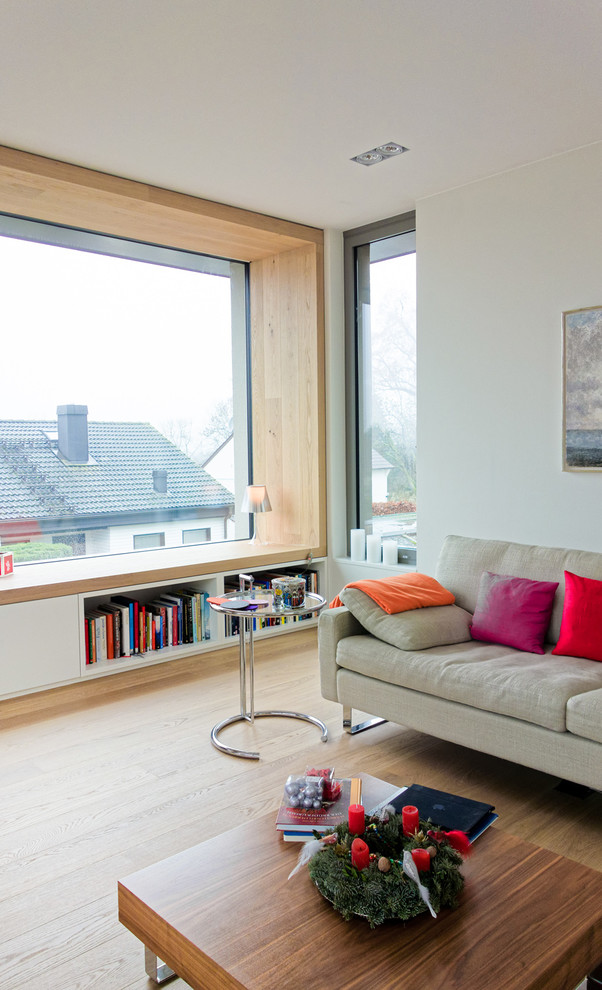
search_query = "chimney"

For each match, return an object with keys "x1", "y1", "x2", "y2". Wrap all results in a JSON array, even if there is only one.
[
  {"x1": 153, "y1": 469, "x2": 168, "y2": 493},
  {"x1": 57, "y1": 405, "x2": 89, "y2": 463}
]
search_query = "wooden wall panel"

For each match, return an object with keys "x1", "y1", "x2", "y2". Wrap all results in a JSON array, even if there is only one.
[
  {"x1": 250, "y1": 243, "x2": 326, "y2": 554},
  {"x1": 0, "y1": 145, "x2": 322, "y2": 262}
]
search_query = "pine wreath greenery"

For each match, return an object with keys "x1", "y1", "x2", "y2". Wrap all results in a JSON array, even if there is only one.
[{"x1": 307, "y1": 813, "x2": 465, "y2": 928}]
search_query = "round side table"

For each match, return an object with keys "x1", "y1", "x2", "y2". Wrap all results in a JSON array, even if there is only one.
[{"x1": 209, "y1": 590, "x2": 328, "y2": 759}]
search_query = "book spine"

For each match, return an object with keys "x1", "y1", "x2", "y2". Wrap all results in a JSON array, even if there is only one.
[{"x1": 104, "y1": 613, "x2": 114, "y2": 660}]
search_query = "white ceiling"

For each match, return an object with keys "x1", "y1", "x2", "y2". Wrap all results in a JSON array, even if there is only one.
[{"x1": 2, "y1": 0, "x2": 602, "y2": 231}]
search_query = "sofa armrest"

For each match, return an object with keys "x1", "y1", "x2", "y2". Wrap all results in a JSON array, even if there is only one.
[{"x1": 318, "y1": 606, "x2": 363, "y2": 702}]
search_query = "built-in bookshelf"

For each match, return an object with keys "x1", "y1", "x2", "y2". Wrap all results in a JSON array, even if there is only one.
[
  {"x1": 79, "y1": 576, "x2": 220, "y2": 675},
  {"x1": 78, "y1": 558, "x2": 326, "y2": 680},
  {"x1": 0, "y1": 547, "x2": 326, "y2": 698}
]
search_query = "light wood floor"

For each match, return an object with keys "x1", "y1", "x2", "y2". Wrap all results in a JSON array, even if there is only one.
[{"x1": 1, "y1": 628, "x2": 601, "y2": 990}]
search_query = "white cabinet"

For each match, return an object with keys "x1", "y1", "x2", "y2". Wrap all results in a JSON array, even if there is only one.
[{"x1": 0, "y1": 596, "x2": 80, "y2": 696}]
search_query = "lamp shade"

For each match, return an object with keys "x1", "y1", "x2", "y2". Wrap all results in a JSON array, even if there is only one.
[{"x1": 241, "y1": 484, "x2": 272, "y2": 513}]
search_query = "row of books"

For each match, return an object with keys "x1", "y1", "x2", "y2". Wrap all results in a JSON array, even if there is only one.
[
  {"x1": 223, "y1": 568, "x2": 320, "y2": 637},
  {"x1": 84, "y1": 589, "x2": 212, "y2": 664}
]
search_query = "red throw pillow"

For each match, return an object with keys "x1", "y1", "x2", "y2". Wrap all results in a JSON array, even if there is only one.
[
  {"x1": 470, "y1": 571, "x2": 558, "y2": 654},
  {"x1": 552, "y1": 570, "x2": 602, "y2": 662}
]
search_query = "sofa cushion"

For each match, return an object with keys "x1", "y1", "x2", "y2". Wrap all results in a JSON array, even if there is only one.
[
  {"x1": 435, "y1": 535, "x2": 602, "y2": 643},
  {"x1": 566, "y1": 689, "x2": 602, "y2": 744},
  {"x1": 470, "y1": 571, "x2": 558, "y2": 654},
  {"x1": 334, "y1": 635, "x2": 602, "y2": 732},
  {"x1": 339, "y1": 588, "x2": 472, "y2": 651},
  {"x1": 552, "y1": 570, "x2": 602, "y2": 663}
]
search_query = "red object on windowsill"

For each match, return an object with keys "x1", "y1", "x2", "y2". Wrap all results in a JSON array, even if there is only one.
[{"x1": 0, "y1": 551, "x2": 14, "y2": 577}]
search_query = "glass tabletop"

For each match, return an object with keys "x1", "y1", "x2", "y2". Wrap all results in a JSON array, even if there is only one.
[{"x1": 208, "y1": 590, "x2": 327, "y2": 618}]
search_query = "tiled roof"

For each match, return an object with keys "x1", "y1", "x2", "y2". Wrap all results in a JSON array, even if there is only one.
[
  {"x1": 0, "y1": 419, "x2": 234, "y2": 520},
  {"x1": 372, "y1": 449, "x2": 394, "y2": 470}
]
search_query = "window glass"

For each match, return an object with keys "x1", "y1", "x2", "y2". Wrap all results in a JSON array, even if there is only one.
[
  {"x1": 133, "y1": 533, "x2": 166, "y2": 550},
  {"x1": 0, "y1": 215, "x2": 250, "y2": 565},
  {"x1": 346, "y1": 218, "x2": 416, "y2": 561},
  {"x1": 182, "y1": 528, "x2": 211, "y2": 544}
]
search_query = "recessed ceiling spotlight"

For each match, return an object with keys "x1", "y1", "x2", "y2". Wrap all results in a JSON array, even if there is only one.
[
  {"x1": 351, "y1": 142, "x2": 409, "y2": 166},
  {"x1": 376, "y1": 142, "x2": 407, "y2": 157},
  {"x1": 352, "y1": 151, "x2": 383, "y2": 166}
]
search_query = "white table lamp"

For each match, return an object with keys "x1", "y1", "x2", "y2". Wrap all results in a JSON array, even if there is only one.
[{"x1": 241, "y1": 484, "x2": 272, "y2": 544}]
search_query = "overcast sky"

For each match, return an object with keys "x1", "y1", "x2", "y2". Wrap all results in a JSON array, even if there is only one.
[{"x1": 0, "y1": 234, "x2": 233, "y2": 443}]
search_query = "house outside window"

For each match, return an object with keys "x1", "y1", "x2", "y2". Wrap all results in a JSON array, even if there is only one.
[
  {"x1": 0, "y1": 214, "x2": 250, "y2": 565},
  {"x1": 345, "y1": 213, "x2": 417, "y2": 561}
]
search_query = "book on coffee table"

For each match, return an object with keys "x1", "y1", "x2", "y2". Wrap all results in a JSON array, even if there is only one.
[
  {"x1": 276, "y1": 777, "x2": 355, "y2": 835},
  {"x1": 276, "y1": 774, "x2": 406, "y2": 840},
  {"x1": 388, "y1": 783, "x2": 497, "y2": 839}
]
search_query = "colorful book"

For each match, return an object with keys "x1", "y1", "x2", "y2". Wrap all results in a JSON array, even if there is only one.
[
  {"x1": 157, "y1": 594, "x2": 183, "y2": 644},
  {"x1": 111, "y1": 596, "x2": 137, "y2": 654}
]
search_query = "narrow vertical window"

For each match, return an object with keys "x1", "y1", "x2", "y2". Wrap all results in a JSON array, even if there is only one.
[{"x1": 345, "y1": 216, "x2": 416, "y2": 561}]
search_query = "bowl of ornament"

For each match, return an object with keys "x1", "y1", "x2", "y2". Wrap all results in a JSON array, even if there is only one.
[{"x1": 289, "y1": 803, "x2": 468, "y2": 928}]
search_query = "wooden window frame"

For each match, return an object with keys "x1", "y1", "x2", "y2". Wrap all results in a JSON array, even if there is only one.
[{"x1": 0, "y1": 146, "x2": 326, "y2": 603}]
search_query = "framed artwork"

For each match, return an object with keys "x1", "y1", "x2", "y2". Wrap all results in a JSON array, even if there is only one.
[{"x1": 563, "y1": 305, "x2": 602, "y2": 470}]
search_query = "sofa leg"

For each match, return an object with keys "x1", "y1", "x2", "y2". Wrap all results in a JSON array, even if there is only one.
[{"x1": 343, "y1": 706, "x2": 387, "y2": 734}]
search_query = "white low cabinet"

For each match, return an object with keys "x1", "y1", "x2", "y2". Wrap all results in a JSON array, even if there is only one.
[{"x1": 0, "y1": 595, "x2": 80, "y2": 697}]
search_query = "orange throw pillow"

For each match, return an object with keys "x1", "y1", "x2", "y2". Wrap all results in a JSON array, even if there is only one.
[{"x1": 330, "y1": 573, "x2": 454, "y2": 614}]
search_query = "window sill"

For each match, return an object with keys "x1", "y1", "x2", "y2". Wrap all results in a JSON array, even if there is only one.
[
  {"x1": 0, "y1": 542, "x2": 315, "y2": 606},
  {"x1": 333, "y1": 556, "x2": 416, "y2": 571}
]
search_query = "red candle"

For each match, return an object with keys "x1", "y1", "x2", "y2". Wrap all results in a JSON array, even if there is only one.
[
  {"x1": 411, "y1": 848, "x2": 431, "y2": 872},
  {"x1": 351, "y1": 837, "x2": 370, "y2": 870},
  {"x1": 402, "y1": 805, "x2": 420, "y2": 836},
  {"x1": 348, "y1": 803, "x2": 365, "y2": 834}
]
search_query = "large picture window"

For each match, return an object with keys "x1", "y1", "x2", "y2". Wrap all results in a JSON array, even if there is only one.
[
  {"x1": 0, "y1": 214, "x2": 251, "y2": 564},
  {"x1": 345, "y1": 214, "x2": 416, "y2": 561}
]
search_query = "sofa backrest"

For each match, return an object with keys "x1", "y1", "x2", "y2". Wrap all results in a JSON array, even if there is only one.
[{"x1": 435, "y1": 535, "x2": 602, "y2": 644}]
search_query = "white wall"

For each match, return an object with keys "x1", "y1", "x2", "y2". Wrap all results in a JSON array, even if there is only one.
[{"x1": 416, "y1": 141, "x2": 602, "y2": 574}]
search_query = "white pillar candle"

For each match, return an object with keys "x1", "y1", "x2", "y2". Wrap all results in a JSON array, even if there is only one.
[
  {"x1": 366, "y1": 534, "x2": 382, "y2": 564},
  {"x1": 383, "y1": 540, "x2": 398, "y2": 566},
  {"x1": 350, "y1": 528, "x2": 365, "y2": 561}
]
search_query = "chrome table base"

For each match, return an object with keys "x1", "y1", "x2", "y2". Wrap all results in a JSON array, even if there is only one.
[
  {"x1": 210, "y1": 595, "x2": 328, "y2": 759},
  {"x1": 211, "y1": 709, "x2": 328, "y2": 760}
]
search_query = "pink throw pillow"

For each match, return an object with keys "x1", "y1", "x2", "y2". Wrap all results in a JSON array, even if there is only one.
[
  {"x1": 552, "y1": 570, "x2": 602, "y2": 663},
  {"x1": 470, "y1": 571, "x2": 558, "y2": 654}
]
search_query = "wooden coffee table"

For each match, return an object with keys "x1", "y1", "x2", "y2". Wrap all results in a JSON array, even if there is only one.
[{"x1": 118, "y1": 809, "x2": 602, "y2": 990}]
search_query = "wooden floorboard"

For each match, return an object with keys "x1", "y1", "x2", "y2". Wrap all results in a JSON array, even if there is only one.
[{"x1": 1, "y1": 628, "x2": 601, "y2": 989}]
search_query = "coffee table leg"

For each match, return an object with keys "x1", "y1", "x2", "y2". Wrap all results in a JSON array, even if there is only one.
[
  {"x1": 588, "y1": 961, "x2": 602, "y2": 988},
  {"x1": 144, "y1": 945, "x2": 176, "y2": 984}
]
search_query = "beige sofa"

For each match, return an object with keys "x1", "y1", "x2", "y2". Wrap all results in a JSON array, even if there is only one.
[{"x1": 319, "y1": 535, "x2": 602, "y2": 792}]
